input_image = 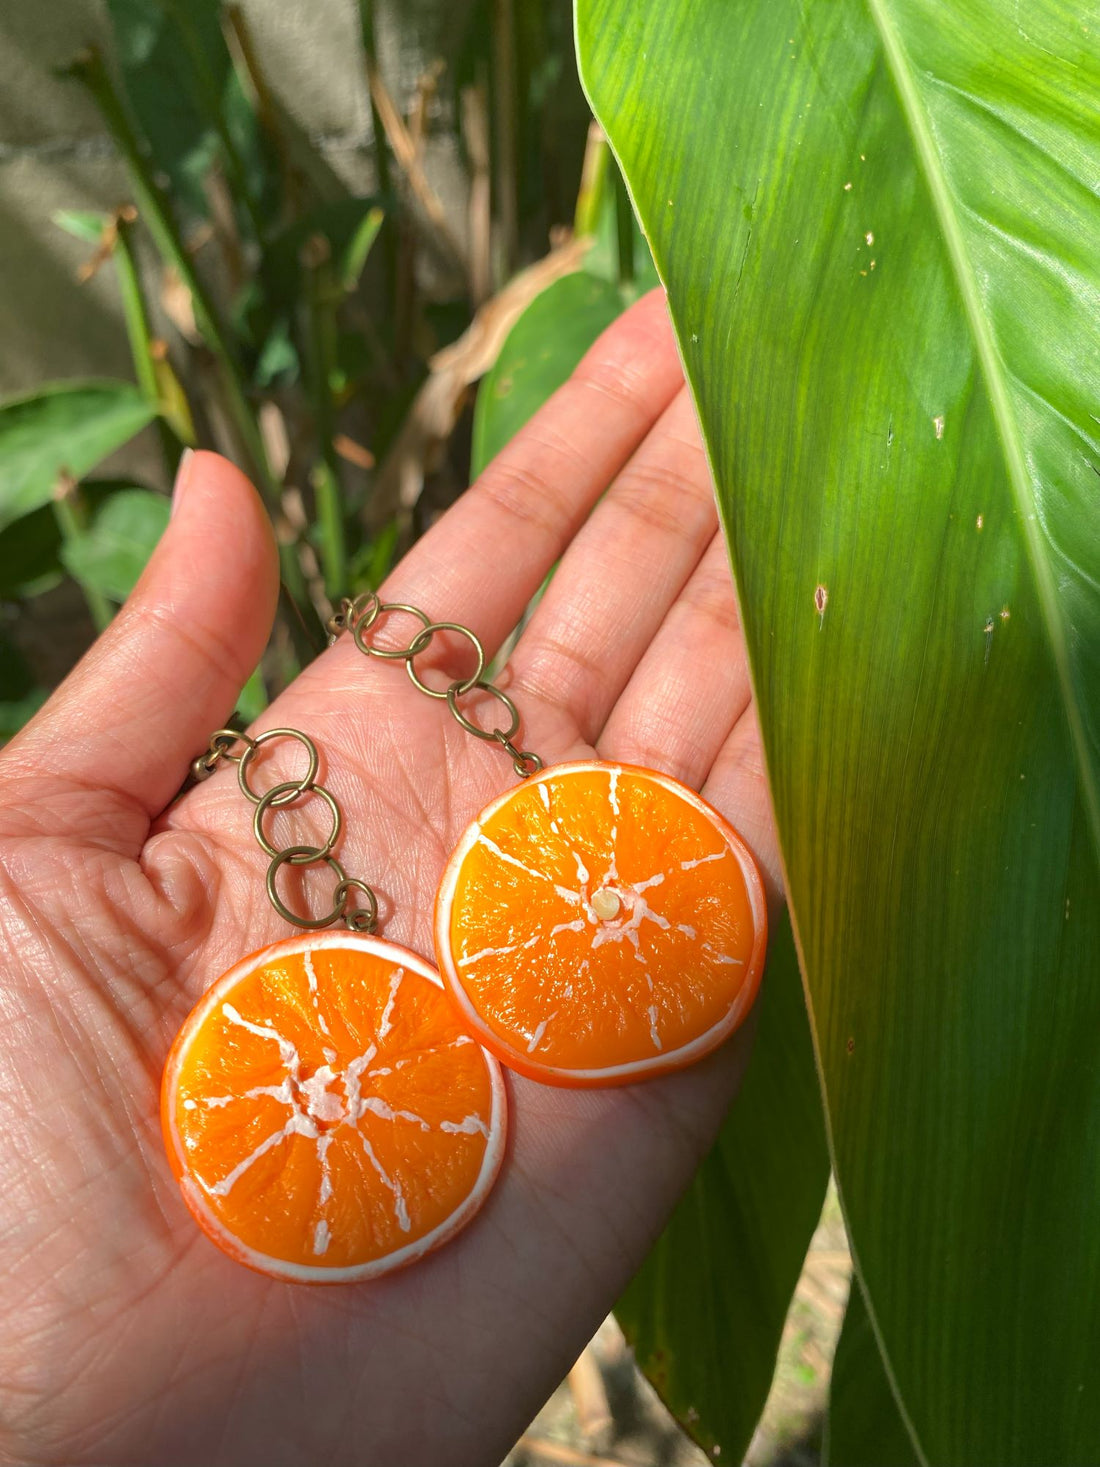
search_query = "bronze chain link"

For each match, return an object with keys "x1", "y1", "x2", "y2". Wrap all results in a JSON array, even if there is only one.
[
  {"x1": 188, "y1": 591, "x2": 539, "y2": 931},
  {"x1": 190, "y1": 727, "x2": 378, "y2": 933},
  {"x1": 327, "y1": 591, "x2": 544, "y2": 778}
]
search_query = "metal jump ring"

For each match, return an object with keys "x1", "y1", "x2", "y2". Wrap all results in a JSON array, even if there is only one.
[
  {"x1": 351, "y1": 589, "x2": 383, "y2": 621},
  {"x1": 445, "y1": 680, "x2": 521, "y2": 743},
  {"x1": 354, "y1": 601, "x2": 432, "y2": 660},
  {"x1": 253, "y1": 781, "x2": 342, "y2": 863},
  {"x1": 406, "y1": 621, "x2": 486, "y2": 699},
  {"x1": 333, "y1": 589, "x2": 382, "y2": 644},
  {"x1": 334, "y1": 877, "x2": 379, "y2": 933},
  {"x1": 209, "y1": 727, "x2": 257, "y2": 761},
  {"x1": 496, "y1": 735, "x2": 544, "y2": 778},
  {"x1": 237, "y1": 728, "x2": 320, "y2": 807},
  {"x1": 266, "y1": 846, "x2": 349, "y2": 930},
  {"x1": 191, "y1": 728, "x2": 257, "y2": 781}
]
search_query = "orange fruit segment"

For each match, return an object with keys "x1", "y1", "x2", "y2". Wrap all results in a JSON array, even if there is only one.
[
  {"x1": 162, "y1": 933, "x2": 506, "y2": 1283},
  {"x1": 435, "y1": 761, "x2": 767, "y2": 1086}
]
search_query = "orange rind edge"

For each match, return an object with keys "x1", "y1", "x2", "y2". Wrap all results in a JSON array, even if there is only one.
[
  {"x1": 433, "y1": 761, "x2": 769, "y2": 1089},
  {"x1": 161, "y1": 931, "x2": 508, "y2": 1284}
]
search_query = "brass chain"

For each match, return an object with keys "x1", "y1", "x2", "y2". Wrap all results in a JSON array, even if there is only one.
[
  {"x1": 190, "y1": 727, "x2": 378, "y2": 934},
  {"x1": 327, "y1": 591, "x2": 544, "y2": 778}
]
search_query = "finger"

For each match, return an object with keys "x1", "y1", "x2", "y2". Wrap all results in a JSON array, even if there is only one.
[
  {"x1": 598, "y1": 531, "x2": 751, "y2": 787},
  {"x1": 701, "y1": 704, "x2": 784, "y2": 903},
  {"x1": 0, "y1": 452, "x2": 279, "y2": 848},
  {"x1": 504, "y1": 388, "x2": 717, "y2": 743},
  {"x1": 345, "y1": 288, "x2": 683, "y2": 675}
]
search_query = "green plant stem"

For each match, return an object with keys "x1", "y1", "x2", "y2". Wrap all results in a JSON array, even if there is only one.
[
  {"x1": 614, "y1": 167, "x2": 635, "y2": 287},
  {"x1": 355, "y1": 0, "x2": 398, "y2": 321},
  {"x1": 222, "y1": 6, "x2": 289, "y2": 196},
  {"x1": 312, "y1": 464, "x2": 346, "y2": 601},
  {"x1": 304, "y1": 245, "x2": 347, "y2": 597},
  {"x1": 161, "y1": 0, "x2": 266, "y2": 246},
  {"x1": 69, "y1": 52, "x2": 265, "y2": 488},
  {"x1": 574, "y1": 124, "x2": 610, "y2": 238},
  {"x1": 492, "y1": 0, "x2": 519, "y2": 279},
  {"x1": 113, "y1": 217, "x2": 183, "y2": 479},
  {"x1": 68, "y1": 46, "x2": 323, "y2": 654},
  {"x1": 53, "y1": 489, "x2": 112, "y2": 633},
  {"x1": 113, "y1": 224, "x2": 158, "y2": 404},
  {"x1": 356, "y1": 0, "x2": 392, "y2": 201}
]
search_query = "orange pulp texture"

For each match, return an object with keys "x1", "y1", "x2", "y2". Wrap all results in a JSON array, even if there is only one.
[
  {"x1": 435, "y1": 762, "x2": 767, "y2": 1086},
  {"x1": 162, "y1": 933, "x2": 505, "y2": 1283}
]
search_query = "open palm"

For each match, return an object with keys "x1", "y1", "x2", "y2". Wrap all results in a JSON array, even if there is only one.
[{"x1": 0, "y1": 292, "x2": 780, "y2": 1467}]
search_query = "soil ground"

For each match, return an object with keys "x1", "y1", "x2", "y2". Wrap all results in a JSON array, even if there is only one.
[{"x1": 504, "y1": 1183, "x2": 850, "y2": 1467}]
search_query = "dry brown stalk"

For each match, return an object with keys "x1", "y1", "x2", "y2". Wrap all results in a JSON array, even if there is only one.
[
  {"x1": 365, "y1": 57, "x2": 468, "y2": 274},
  {"x1": 366, "y1": 235, "x2": 591, "y2": 531}
]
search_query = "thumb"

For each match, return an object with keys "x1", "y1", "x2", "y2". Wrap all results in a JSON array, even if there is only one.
[{"x1": 1, "y1": 451, "x2": 280, "y2": 848}]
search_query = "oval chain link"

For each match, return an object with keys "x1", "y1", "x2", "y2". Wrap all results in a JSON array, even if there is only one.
[
  {"x1": 330, "y1": 595, "x2": 543, "y2": 778},
  {"x1": 192, "y1": 727, "x2": 377, "y2": 933}
]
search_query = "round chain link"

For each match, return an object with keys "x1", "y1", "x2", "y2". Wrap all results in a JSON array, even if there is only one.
[
  {"x1": 406, "y1": 622, "x2": 484, "y2": 699},
  {"x1": 327, "y1": 590, "x2": 381, "y2": 645},
  {"x1": 356, "y1": 602, "x2": 431, "y2": 660},
  {"x1": 332, "y1": 594, "x2": 543, "y2": 778},
  {"x1": 191, "y1": 727, "x2": 378, "y2": 933},
  {"x1": 238, "y1": 728, "x2": 318, "y2": 807},
  {"x1": 266, "y1": 847, "x2": 354, "y2": 930},
  {"x1": 446, "y1": 680, "x2": 520, "y2": 742},
  {"x1": 254, "y1": 781, "x2": 342, "y2": 863},
  {"x1": 334, "y1": 878, "x2": 379, "y2": 934},
  {"x1": 495, "y1": 735, "x2": 544, "y2": 778}
]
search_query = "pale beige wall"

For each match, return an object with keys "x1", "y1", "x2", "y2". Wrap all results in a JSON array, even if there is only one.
[{"x1": 0, "y1": 0, "x2": 474, "y2": 396}]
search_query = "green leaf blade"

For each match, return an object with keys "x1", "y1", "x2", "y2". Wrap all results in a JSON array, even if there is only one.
[
  {"x1": 60, "y1": 488, "x2": 170, "y2": 602},
  {"x1": 826, "y1": 1282, "x2": 919, "y2": 1467},
  {"x1": 0, "y1": 383, "x2": 158, "y2": 533},
  {"x1": 865, "y1": 0, "x2": 1100, "y2": 859},
  {"x1": 476, "y1": 261, "x2": 830, "y2": 1458},
  {"x1": 578, "y1": 1, "x2": 1100, "y2": 1461},
  {"x1": 617, "y1": 913, "x2": 829, "y2": 1463},
  {"x1": 471, "y1": 272, "x2": 623, "y2": 477}
]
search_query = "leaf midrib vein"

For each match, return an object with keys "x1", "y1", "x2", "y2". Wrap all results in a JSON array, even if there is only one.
[
  {"x1": 848, "y1": 3, "x2": 1100, "y2": 1462},
  {"x1": 866, "y1": 0, "x2": 1100, "y2": 860}
]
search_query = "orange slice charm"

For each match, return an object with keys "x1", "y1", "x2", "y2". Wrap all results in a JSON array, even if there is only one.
[
  {"x1": 162, "y1": 933, "x2": 506, "y2": 1283},
  {"x1": 435, "y1": 761, "x2": 767, "y2": 1087}
]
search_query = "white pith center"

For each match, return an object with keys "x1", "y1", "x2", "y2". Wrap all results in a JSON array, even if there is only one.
[{"x1": 591, "y1": 887, "x2": 622, "y2": 920}]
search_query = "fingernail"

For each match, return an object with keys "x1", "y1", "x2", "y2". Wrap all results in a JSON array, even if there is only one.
[{"x1": 170, "y1": 448, "x2": 195, "y2": 520}]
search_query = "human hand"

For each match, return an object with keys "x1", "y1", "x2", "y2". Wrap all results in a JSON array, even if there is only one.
[{"x1": 0, "y1": 289, "x2": 780, "y2": 1466}]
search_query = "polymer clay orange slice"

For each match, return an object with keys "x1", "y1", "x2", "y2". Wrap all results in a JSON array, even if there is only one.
[
  {"x1": 162, "y1": 933, "x2": 506, "y2": 1283},
  {"x1": 434, "y1": 761, "x2": 767, "y2": 1087}
]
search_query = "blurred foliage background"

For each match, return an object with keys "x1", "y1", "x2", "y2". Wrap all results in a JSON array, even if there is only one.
[{"x1": 0, "y1": 0, "x2": 629, "y2": 729}]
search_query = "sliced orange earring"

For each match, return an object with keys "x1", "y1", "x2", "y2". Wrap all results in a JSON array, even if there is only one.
[
  {"x1": 162, "y1": 728, "x2": 505, "y2": 1284},
  {"x1": 333, "y1": 594, "x2": 767, "y2": 1089}
]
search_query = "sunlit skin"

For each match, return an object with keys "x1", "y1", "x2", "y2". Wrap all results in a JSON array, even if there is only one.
[{"x1": 0, "y1": 290, "x2": 781, "y2": 1467}]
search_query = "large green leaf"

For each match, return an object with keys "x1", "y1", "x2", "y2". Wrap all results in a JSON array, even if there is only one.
[
  {"x1": 579, "y1": 0, "x2": 1100, "y2": 1461},
  {"x1": 476, "y1": 265, "x2": 829, "y2": 1453},
  {"x1": 617, "y1": 913, "x2": 829, "y2": 1463},
  {"x1": 0, "y1": 480, "x2": 133, "y2": 601},
  {"x1": 825, "y1": 1282, "x2": 918, "y2": 1467},
  {"x1": 471, "y1": 272, "x2": 624, "y2": 477},
  {"x1": 60, "y1": 489, "x2": 170, "y2": 602},
  {"x1": 0, "y1": 384, "x2": 157, "y2": 534}
]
